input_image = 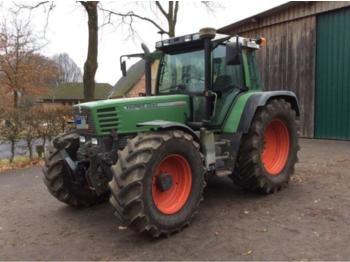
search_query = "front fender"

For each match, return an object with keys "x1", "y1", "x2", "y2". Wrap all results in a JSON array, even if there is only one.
[{"x1": 136, "y1": 120, "x2": 199, "y2": 141}]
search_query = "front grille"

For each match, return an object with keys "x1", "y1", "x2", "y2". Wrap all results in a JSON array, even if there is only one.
[{"x1": 97, "y1": 107, "x2": 119, "y2": 134}]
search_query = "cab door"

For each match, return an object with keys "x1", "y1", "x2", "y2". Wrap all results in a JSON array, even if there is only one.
[{"x1": 210, "y1": 45, "x2": 244, "y2": 126}]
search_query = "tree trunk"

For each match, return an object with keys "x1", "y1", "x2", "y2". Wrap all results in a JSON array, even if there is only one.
[
  {"x1": 27, "y1": 140, "x2": 33, "y2": 160},
  {"x1": 10, "y1": 141, "x2": 15, "y2": 163},
  {"x1": 42, "y1": 136, "x2": 46, "y2": 148},
  {"x1": 81, "y1": 1, "x2": 98, "y2": 101},
  {"x1": 168, "y1": 23, "x2": 175, "y2": 37},
  {"x1": 14, "y1": 90, "x2": 18, "y2": 108}
]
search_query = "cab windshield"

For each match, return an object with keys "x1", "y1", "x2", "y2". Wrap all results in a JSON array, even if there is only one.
[{"x1": 158, "y1": 49, "x2": 205, "y2": 94}]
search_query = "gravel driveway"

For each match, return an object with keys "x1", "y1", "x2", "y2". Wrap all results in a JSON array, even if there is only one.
[{"x1": 1, "y1": 138, "x2": 350, "y2": 260}]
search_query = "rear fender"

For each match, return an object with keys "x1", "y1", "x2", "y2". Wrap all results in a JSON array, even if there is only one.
[{"x1": 224, "y1": 91, "x2": 300, "y2": 134}]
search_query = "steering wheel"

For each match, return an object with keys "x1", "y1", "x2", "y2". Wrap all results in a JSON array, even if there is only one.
[{"x1": 175, "y1": 84, "x2": 186, "y2": 92}]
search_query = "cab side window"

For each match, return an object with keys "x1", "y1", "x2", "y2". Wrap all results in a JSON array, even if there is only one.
[
  {"x1": 212, "y1": 45, "x2": 243, "y2": 94},
  {"x1": 209, "y1": 44, "x2": 244, "y2": 125}
]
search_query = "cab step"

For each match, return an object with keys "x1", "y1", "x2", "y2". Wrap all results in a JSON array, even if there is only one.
[{"x1": 215, "y1": 152, "x2": 230, "y2": 161}]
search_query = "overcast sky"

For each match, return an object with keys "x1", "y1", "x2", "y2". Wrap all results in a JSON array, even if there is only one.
[{"x1": 2, "y1": 0, "x2": 286, "y2": 85}]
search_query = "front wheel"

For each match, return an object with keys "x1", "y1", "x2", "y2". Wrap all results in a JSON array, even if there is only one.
[
  {"x1": 42, "y1": 132, "x2": 109, "y2": 207},
  {"x1": 231, "y1": 98, "x2": 299, "y2": 193},
  {"x1": 109, "y1": 130, "x2": 206, "y2": 237}
]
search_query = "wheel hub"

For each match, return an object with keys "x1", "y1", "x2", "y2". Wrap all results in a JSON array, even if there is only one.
[
  {"x1": 261, "y1": 119, "x2": 290, "y2": 175},
  {"x1": 156, "y1": 172, "x2": 173, "y2": 191},
  {"x1": 152, "y1": 154, "x2": 192, "y2": 214}
]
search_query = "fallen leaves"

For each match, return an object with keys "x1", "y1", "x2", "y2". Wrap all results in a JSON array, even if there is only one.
[
  {"x1": 242, "y1": 250, "x2": 253, "y2": 256},
  {"x1": 291, "y1": 174, "x2": 304, "y2": 183},
  {"x1": 256, "y1": 228, "x2": 268, "y2": 233},
  {"x1": 0, "y1": 158, "x2": 43, "y2": 173}
]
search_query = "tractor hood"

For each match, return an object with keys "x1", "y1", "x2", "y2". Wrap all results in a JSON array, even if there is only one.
[{"x1": 73, "y1": 95, "x2": 190, "y2": 136}]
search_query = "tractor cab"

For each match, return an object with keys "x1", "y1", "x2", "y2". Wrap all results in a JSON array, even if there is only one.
[
  {"x1": 123, "y1": 28, "x2": 265, "y2": 129},
  {"x1": 155, "y1": 29, "x2": 264, "y2": 128}
]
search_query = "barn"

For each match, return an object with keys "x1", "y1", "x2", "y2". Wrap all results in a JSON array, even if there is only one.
[{"x1": 218, "y1": 1, "x2": 350, "y2": 139}]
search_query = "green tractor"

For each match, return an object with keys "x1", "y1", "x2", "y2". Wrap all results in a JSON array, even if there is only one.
[{"x1": 43, "y1": 28, "x2": 299, "y2": 237}]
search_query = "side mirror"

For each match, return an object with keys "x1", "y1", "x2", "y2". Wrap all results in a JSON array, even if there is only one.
[
  {"x1": 141, "y1": 43, "x2": 150, "y2": 56},
  {"x1": 121, "y1": 60, "x2": 127, "y2": 77},
  {"x1": 226, "y1": 42, "x2": 241, "y2": 65}
]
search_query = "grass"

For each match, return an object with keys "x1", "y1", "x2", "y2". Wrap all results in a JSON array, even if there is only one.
[{"x1": 0, "y1": 156, "x2": 43, "y2": 172}]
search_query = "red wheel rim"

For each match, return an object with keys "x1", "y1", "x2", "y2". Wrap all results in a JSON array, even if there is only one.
[
  {"x1": 152, "y1": 154, "x2": 192, "y2": 214},
  {"x1": 261, "y1": 119, "x2": 290, "y2": 175}
]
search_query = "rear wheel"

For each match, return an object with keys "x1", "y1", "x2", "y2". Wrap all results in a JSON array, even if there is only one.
[
  {"x1": 231, "y1": 99, "x2": 299, "y2": 193},
  {"x1": 109, "y1": 130, "x2": 205, "y2": 237}
]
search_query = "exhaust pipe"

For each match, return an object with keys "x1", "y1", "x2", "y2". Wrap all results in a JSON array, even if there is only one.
[
  {"x1": 199, "y1": 28, "x2": 216, "y2": 121},
  {"x1": 141, "y1": 43, "x2": 152, "y2": 96}
]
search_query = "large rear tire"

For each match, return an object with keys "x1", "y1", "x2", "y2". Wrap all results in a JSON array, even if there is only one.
[
  {"x1": 231, "y1": 99, "x2": 299, "y2": 193},
  {"x1": 109, "y1": 130, "x2": 205, "y2": 237},
  {"x1": 42, "y1": 132, "x2": 109, "y2": 207}
]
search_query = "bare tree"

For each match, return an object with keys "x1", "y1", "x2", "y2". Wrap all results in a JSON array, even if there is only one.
[
  {"x1": 0, "y1": 15, "x2": 58, "y2": 107},
  {"x1": 16, "y1": 1, "x2": 98, "y2": 101},
  {"x1": 52, "y1": 53, "x2": 83, "y2": 84}
]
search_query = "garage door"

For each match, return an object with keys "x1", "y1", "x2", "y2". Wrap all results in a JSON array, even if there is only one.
[{"x1": 315, "y1": 7, "x2": 350, "y2": 139}]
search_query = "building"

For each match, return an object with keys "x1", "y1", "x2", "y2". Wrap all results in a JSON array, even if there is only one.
[
  {"x1": 109, "y1": 60, "x2": 145, "y2": 98},
  {"x1": 218, "y1": 1, "x2": 350, "y2": 139},
  {"x1": 110, "y1": 59, "x2": 160, "y2": 99},
  {"x1": 41, "y1": 82, "x2": 113, "y2": 105}
]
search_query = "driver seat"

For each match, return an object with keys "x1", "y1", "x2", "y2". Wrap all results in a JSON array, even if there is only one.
[{"x1": 213, "y1": 75, "x2": 232, "y2": 95}]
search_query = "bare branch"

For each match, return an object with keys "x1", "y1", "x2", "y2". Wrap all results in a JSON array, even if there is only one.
[
  {"x1": 173, "y1": 1, "x2": 179, "y2": 28},
  {"x1": 13, "y1": 1, "x2": 56, "y2": 37},
  {"x1": 15, "y1": 1, "x2": 50, "y2": 10},
  {"x1": 201, "y1": 1, "x2": 223, "y2": 14},
  {"x1": 155, "y1": 2, "x2": 168, "y2": 18},
  {"x1": 99, "y1": 7, "x2": 169, "y2": 36}
]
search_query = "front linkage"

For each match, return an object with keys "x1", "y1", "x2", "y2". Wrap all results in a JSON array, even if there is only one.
[{"x1": 47, "y1": 132, "x2": 122, "y2": 199}]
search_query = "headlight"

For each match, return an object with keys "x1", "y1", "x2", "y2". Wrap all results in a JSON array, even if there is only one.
[
  {"x1": 192, "y1": 33, "x2": 200, "y2": 40},
  {"x1": 155, "y1": 41, "x2": 162, "y2": 48},
  {"x1": 91, "y1": 138, "x2": 98, "y2": 145},
  {"x1": 184, "y1": 35, "x2": 192, "y2": 42},
  {"x1": 79, "y1": 136, "x2": 86, "y2": 143}
]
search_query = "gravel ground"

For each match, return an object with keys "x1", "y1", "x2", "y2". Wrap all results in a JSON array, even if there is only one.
[{"x1": 1, "y1": 138, "x2": 350, "y2": 261}]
